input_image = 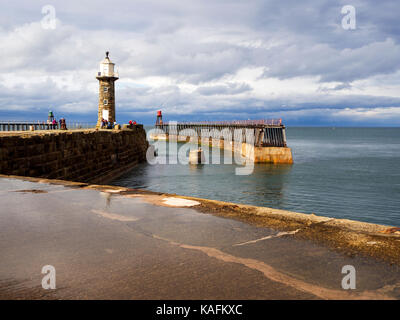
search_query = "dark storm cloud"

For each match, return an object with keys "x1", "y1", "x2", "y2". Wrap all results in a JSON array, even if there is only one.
[
  {"x1": 261, "y1": 38, "x2": 400, "y2": 82},
  {"x1": 2, "y1": 0, "x2": 400, "y2": 82}
]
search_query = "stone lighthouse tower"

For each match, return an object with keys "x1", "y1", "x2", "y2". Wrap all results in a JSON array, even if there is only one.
[{"x1": 96, "y1": 51, "x2": 119, "y2": 127}]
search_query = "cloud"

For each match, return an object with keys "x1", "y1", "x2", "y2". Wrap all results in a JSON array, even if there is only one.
[
  {"x1": 0, "y1": 0, "x2": 399, "y2": 125},
  {"x1": 196, "y1": 83, "x2": 251, "y2": 96}
]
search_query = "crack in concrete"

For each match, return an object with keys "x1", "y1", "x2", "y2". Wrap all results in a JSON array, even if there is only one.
[{"x1": 233, "y1": 229, "x2": 301, "y2": 246}]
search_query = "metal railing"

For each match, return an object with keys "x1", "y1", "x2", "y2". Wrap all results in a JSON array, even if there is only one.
[
  {"x1": 66, "y1": 121, "x2": 97, "y2": 130},
  {"x1": 0, "y1": 121, "x2": 97, "y2": 132},
  {"x1": 174, "y1": 119, "x2": 283, "y2": 126},
  {"x1": 154, "y1": 120, "x2": 287, "y2": 147},
  {"x1": 97, "y1": 71, "x2": 119, "y2": 78}
]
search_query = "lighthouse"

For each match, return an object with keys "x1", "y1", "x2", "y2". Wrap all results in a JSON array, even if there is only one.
[{"x1": 96, "y1": 51, "x2": 119, "y2": 128}]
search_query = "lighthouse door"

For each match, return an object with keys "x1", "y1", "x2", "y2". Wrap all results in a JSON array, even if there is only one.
[{"x1": 102, "y1": 110, "x2": 109, "y2": 121}]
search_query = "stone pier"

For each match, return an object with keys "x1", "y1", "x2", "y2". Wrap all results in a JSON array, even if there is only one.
[
  {"x1": 0, "y1": 127, "x2": 148, "y2": 184},
  {"x1": 150, "y1": 133, "x2": 293, "y2": 164}
]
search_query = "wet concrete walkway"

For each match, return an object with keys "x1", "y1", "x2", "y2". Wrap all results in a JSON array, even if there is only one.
[{"x1": 0, "y1": 177, "x2": 399, "y2": 299}]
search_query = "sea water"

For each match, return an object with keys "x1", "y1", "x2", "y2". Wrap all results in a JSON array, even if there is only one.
[{"x1": 111, "y1": 127, "x2": 400, "y2": 226}]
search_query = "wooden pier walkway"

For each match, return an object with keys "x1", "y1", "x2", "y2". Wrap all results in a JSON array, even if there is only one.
[{"x1": 155, "y1": 120, "x2": 288, "y2": 147}]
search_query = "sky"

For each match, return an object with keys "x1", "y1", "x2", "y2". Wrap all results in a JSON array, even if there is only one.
[{"x1": 1, "y1": 0, "x2": 400, "y2": 126}]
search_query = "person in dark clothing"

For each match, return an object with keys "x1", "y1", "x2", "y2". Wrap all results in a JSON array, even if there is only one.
[{"x1": 60, "y1": 118, "x2": 67, "y2": 130}]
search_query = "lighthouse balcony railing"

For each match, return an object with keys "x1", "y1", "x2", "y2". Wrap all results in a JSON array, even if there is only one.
[{"x1": 97, "y1": 71, "x2": 119, "y2": 78}]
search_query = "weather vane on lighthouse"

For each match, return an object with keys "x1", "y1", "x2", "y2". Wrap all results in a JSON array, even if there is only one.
[{"x1": 96, "y1": 51, "x2": 119, "y2": 128}]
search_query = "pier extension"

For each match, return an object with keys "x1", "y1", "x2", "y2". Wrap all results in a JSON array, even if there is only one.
[{"x1": 151, "y1": 120, "x2": 293, "y2": 164}]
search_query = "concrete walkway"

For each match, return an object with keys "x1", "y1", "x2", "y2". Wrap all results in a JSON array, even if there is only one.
[{"x1": 0, "y1": 176, "x2": 399, "y2": 299}]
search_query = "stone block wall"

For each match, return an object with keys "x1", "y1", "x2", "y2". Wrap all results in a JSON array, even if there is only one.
[{"x1": 0, "y1": 127, "x2": 148, "y2": 183}]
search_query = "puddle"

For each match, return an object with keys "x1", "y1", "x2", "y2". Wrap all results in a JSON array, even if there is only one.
[
  {"x1": 152, "y1": 235, "x2": 395, "y2": 300},
  {"x1": 162, "y1": 197, "x2": 200, "y2": 207}
]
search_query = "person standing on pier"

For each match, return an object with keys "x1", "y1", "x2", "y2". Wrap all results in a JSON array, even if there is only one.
[
  {"x1": 60, "y1": 118, "x2": 67, "y2": 130},
  {"x1": 48, "y1": 110, "x2": 54, "y2": 124}
]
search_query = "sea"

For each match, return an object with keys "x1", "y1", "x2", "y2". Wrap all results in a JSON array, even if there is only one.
[{"x1": 111, "y1": 127, "x2": 400, "y2": 227}]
